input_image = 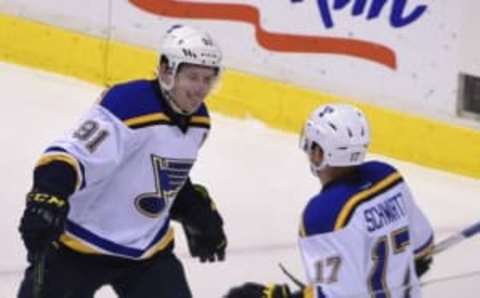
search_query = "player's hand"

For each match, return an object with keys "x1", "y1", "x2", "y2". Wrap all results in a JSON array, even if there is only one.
[
  {"x1": 183, "y1": 184, "x2": 227, "y2": 262},
  {"x1": 415, "y1": 255, "x2": 433, "y2": 277},
  {"x1": 19, "y1": 190, "x2": 69, "y2": 255},
  {"x1": 184, "y1": 221, "x2": 226, "y2": 262},
  {"x1": 224, "y1": 282, "x2": 292, "y2": 298}
]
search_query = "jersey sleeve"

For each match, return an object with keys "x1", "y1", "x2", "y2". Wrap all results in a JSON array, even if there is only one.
[
  {"x1": 403, "y1": 185, "x2": 435, "y2": 258},
  {"x1": 36, "y1": 103, "x2": 136, "y2": 193}
]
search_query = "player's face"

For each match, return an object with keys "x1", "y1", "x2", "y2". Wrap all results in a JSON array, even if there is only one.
[{"x1": 171, "y1": 64, "x2": 218, "y2": 114}]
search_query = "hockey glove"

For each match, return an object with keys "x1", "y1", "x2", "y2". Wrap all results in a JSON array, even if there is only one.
[
  {"x1": 224, "y1": 283, "x2": 292, "y2": 298},
  {"x1": 19, "y1": 190, "x2": 69, "y2": 256},
  {"x1": 182, "y1": 184, "x2": 227, "y2": 262},
  {"x1": 415, "y1": 255, "x2": 433, "y2": 277}
]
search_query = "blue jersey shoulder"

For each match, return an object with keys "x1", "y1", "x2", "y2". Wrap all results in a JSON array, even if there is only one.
[
  {"x1": 194, "y1": 103, "x2": 209, "y2": 117},
  {"x1": 357, "y1": 160, "x2": 397, "y2": 184},
  {"x1": 302, "y1": 183, "x2": 358, "y2": 236},
  {"x1": 99, "y1": 80, "x2": 166, "y2": 121},
  {"x1": 301, "y1": 160, "x2": 401, "y2": 236},
  {"x1": 100, "y1": 80, "x2": 210, "y2": 129}
]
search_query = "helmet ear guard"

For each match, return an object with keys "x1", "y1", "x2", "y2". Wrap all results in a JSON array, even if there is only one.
[{"x1": 299, "y1": 104, "x2": 370, "y2": 176}]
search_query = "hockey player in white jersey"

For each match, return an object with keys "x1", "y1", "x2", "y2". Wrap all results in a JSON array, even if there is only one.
[
  {"x1": 225, "y1": 104, "x2": 434, "y2": 298},
  {"x1": 18, "y1": 24, "x2": 226, "y2": 298}
]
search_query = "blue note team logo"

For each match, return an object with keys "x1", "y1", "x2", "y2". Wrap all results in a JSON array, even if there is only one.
[{"x1": 135, "y1": 156, "x2": 194, "y2": 218}]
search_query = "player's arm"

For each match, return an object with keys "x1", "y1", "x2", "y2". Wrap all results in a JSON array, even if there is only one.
[
  {"x1": 413, "y1": 230, "x2": 434, "y2": 277},
  {"x1": 19, "y1": 151, "x2": 81, "y2": 258},
  {"x1": 403, "y1": 185, "x2": 435, "y2": 277},
  {"x1": 19, "y1": 95, "x2": 130, "y2": 257},
  {"x1": 170, "y1": 179, "x2": 227, "y2": 262}
]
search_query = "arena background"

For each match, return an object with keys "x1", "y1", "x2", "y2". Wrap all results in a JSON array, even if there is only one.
[
  {"x1": 1, "y1": 1, "x2": 480, "y2": 297},
  {"x1": 1, "y1": 0, "x2": 479, "y2": 178}
]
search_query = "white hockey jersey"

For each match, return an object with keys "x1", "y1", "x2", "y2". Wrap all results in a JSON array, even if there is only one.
[
  {"x1": 298, "y1": 161, "x2": 434, "y2": 298},
  {"x1": 35, "y1": 80, "x2": 210, "y2": 260}
]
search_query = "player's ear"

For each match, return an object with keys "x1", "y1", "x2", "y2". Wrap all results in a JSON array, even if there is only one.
[
  {"x1": 158, "y1": 57, "x2": 169, "y2": 76},
  {"x1": 310, "y1": 143, "x2": 324, "y2": 163},
  {"x1": 158, "y1": 60, "x2": 173, "y2": 87}
]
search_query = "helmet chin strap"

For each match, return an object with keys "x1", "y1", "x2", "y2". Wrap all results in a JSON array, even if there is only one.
[
  {"x1": 165, "y1": 90, "x2": 192, "y2": 116},
  {"x1": 310, "y1": 160, "x2": 327, "y2": 177},
  {"x1": 158, "y1": 77, "x2": 192, "y2": 116}
]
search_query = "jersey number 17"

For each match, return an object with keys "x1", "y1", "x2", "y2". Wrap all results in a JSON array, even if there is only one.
[{"x1": 314, "y1": 226, "x2": 412, "y2": 297}]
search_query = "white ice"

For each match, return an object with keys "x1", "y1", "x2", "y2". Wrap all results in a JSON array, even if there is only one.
[{"x1": 0, "y1": 62, "x2": 479, "y2": 297}]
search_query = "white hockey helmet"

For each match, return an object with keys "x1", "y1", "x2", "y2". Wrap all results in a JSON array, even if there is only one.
[
  {"x1": 299, "y1": 104, "x2": 370, "y2": 175},
  {"x1": 158, "y1": 24, "x2": 222, "y2": 91}
]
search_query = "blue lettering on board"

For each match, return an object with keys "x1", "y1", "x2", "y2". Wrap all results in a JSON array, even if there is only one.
[{"x1": 291, "y1": 0, "x2": 427, "y2": 29}]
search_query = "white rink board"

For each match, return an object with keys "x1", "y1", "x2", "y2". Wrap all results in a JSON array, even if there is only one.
[
  {"x1": 2, "y1": 0, "x2": 480, "y2": 125},
  {"x1": 0, "y1": 62, "x2": 479, "y2": 297}
]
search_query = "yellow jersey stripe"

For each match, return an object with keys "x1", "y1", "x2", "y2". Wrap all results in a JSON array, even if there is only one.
[
  {"x1": 303, "y1": 286, "x2": 314, "y2": 298},
  {"x1": 124, "y1": 112, "x2": 171, "y2": 127},
  {"x1": 334, "y1": 172, "x2": 403, "y2": 230},
  {"x1": 299, "y1": 221, "x2": 307, "y2": 238},
  {"x1": 36, "y1": 152, "x2": 83, "y2": 191},
  {"x1": 415, "y1": 237, "x2": 434, "y2": 259},
  {"x1": 59, "y1": 228, "x2": 175, "y2": 258},
  {"x1": 415, "y1": 243, "x2": 433, "y2": 259},
  {"x1": 59, "y1": 233, "x2": 102, "y2": 254},
  {"x1": 142, "y1": 228, "x2": 175, "y2": 258},
  {"x1": 190, "y1": 116, "x2": 210, "y2": 126}
]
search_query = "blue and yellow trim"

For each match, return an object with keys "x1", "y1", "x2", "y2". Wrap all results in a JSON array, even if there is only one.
[
  {"x1": 299, "y1": 221, "x2": 307, "y2": 238},
  {"x1": 300, "y1": 285, "x2": 325, "y2": 298},
  {"x1": 1, "y1": 13, "x2": 480, "y2": 178},
  {"x1": 190, "y1": 115, "x2": 211, "y2": 128},
  {"x1": 124, "y1": 112, "x2": 171, "y2": 128},
  {"x1": 414, "y1": 234, "x2": 434, "y2": 259},
  {"x1": 142, "y1": 228, "x2": 175, "y2": 258},
  {"x1": 60, "y1": 219, "x2": 175, "y2": 259},
  {"x1": 124, "y1": 113, "x2": 211, "y2": 129},
  {"x1": 59, "y1": 233, "x2": 102, "y2": 254},
  {"x1": 334, "y1": 172, "x2": 403, "y2": 230},
  {"x1": 60, "y1": 229, "x2": 175, "y2": 258},
  {"x1": 303, "y1": 286, "x2": 314, "y2": 298}
]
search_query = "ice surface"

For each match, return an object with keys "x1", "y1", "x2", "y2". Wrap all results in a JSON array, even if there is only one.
[{"x1": 1, "y1": 62, "x2": 479, "y2": 297}]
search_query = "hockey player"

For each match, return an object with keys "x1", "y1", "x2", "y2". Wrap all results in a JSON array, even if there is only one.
[
  {"x1": 225, "y1": 104, "x2": 434, "y2": 298},
  {"x1": 18, "y1": 24, "x2": 226, "y2": 298}
]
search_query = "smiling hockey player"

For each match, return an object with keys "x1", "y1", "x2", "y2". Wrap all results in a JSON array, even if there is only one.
[{"x1": 18, "y1": 24, "x2": 226, "y2": 298}]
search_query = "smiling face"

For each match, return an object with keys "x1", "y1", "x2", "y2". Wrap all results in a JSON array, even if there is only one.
[{"x1": 159, "y1": 62, "x2": 219, "y2": 115}]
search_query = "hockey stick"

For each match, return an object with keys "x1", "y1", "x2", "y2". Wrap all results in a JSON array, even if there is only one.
[
  {"x1": 33, "y1": 249, "x2": 48, "y2": 298},
  {"x1": 279, "y1": 220, "x2": 480, "y2": 289},
  {"x1": 429, "y1": 220, "x2": 480, "y2": 255},
  {"x1": 278, "y1": 263, "x2": 305, "y2": 289}
]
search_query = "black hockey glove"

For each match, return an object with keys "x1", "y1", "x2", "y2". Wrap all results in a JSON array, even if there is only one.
[
  {"x1": 19, "y1": 190, "x2": 69, "y2": 256},
  {"x1": 224, "y1": 283, "x2": 293, "y2": 298},
  {"x1": 182, "y1": 184, "x2": 227, "y2": 262},
  {"x1": 415, "y1": 255, "x2": 433, "y2": 278}
]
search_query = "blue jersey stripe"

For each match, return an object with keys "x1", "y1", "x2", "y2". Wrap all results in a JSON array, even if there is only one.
[
  {"x1": 65, "y1": 219, "x2": 170, "y2": 258},
  {"x1": 414, "y1": 234, "x2": 434, "y2": 257}
]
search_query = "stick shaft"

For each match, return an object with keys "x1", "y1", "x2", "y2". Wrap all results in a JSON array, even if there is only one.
[
  {"x1": 33, "y1": 250, "x2": 47, "y2": 298},
  {"x1": 430, "y1": 220, "x2": 480, "y2": 255},
  {"x1": 279, "y1": 220, "x2": 480, "y2": 290}
]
